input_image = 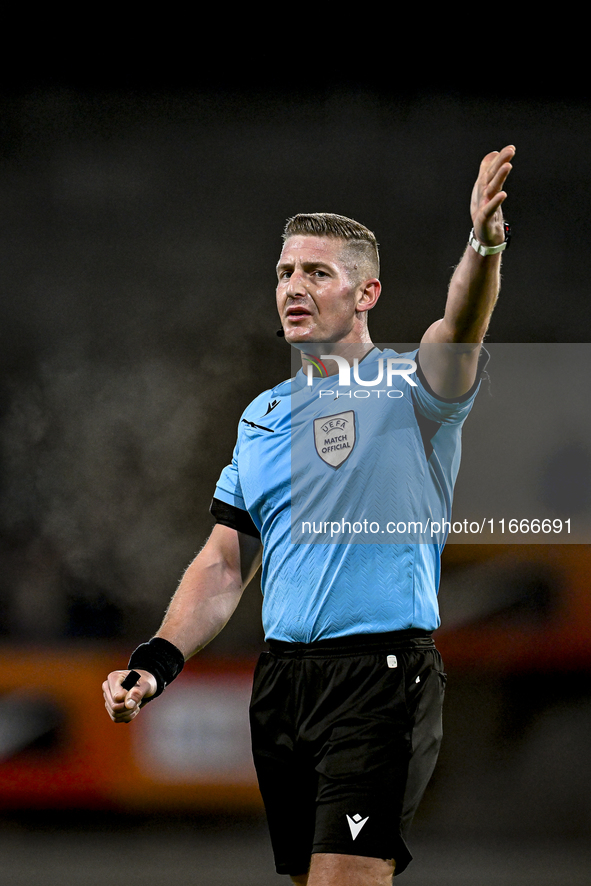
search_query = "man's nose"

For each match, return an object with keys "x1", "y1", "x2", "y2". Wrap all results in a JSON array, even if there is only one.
[{"x1": 286, "y1": 270, "x2": 307, "y2": 296}]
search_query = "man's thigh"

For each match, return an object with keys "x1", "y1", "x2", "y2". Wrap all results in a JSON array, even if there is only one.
[{"x1": 293, "y1": 853, "x2": 395, "y2": 886}]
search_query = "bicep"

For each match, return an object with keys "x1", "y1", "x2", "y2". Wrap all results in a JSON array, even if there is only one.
[{"x1": 419, "y1": 320, "x2": 482, "y2": 399}]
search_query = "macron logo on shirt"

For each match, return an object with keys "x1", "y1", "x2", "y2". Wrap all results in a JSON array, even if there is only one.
[
  {"x1": 263, "y1": 399, "x2": 281, "y2": 416},
  {"x1": 346, "y1": 813, "x2": 369, "y2": 840}
]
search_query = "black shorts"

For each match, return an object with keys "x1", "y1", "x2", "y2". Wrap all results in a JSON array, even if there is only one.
[{"x1": 249, "y1": 630, "x2": 446, "y2": 878}]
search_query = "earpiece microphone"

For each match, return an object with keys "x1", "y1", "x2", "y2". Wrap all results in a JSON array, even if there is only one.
[{"x1": 276, "y1": 329, "x2": 285, "y2": 337}]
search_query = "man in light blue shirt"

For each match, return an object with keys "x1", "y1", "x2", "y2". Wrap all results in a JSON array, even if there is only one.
[{"x1": 104, "y1": 146, "x2": 515, "y2": 886}]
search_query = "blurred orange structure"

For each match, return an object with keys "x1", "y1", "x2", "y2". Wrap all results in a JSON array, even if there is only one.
[
  {"x1": 437, "y1": 544, "x2": 591, "y2": 671},
  {"x1": 0, "y1": 545, "x2": 589, "y2": 812},
  {"x1": 0, "y1": 651, "x2": 261, "y2": 811}
]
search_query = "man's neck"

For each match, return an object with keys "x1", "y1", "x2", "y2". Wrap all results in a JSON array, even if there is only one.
[{"x1": 298, "y1": 342, "x2": 375, "y2": 377}]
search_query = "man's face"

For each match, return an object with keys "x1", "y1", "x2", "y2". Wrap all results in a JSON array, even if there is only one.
[{"x1": 276, "y1": 235, "x2": 369, "y2": 345}]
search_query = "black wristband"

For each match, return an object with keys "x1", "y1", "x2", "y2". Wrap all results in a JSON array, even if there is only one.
[{"x1": 128, "y1": 637, "x2": 185, "y2": 702}]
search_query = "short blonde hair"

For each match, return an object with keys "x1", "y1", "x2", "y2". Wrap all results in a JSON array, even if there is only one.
[{"x1": 283, "y1": 212, "x2": 380, "y2": 280}]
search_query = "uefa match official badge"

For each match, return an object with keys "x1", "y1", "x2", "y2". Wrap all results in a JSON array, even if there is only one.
[{"x1": 314, "y1": 410, "x2": 356, "y2": 468}]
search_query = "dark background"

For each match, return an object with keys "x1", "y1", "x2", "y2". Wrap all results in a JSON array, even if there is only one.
[
  {"x1": 0, "y1": 60, "x2": 590, "y2": 883},
  {"x1": 2, "y1": 81, "x2": 590, "y2": 643}
]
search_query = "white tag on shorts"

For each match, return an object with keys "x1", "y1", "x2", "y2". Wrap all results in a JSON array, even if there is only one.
[{"x1": 386, "y1": 654, "x2": 398, "y2": 668}]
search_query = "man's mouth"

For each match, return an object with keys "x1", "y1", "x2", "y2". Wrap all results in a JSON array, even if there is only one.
[{"x1": 286, "y1": 307, "x2": 312, "y2": 319}]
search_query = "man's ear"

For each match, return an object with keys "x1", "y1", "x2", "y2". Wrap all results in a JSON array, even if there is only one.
[{"x1": 356, "y1": 278, "x2": 381, "y2": 313}]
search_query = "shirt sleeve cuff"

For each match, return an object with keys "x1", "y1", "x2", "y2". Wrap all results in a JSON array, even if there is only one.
[{"x1": 416, "y1": 347, "x2": 490, "y2": 404}]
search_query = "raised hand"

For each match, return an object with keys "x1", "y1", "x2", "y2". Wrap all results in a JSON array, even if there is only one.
[{"x1": 470, "y1": 145, "x2": 515, "y2": 247}]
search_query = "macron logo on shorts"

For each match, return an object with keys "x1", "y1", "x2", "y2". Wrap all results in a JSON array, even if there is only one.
[{"x1": 346, "y1": 813, "x2": 369, "y2": 840}]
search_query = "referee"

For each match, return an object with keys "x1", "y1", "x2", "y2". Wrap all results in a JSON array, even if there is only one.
[{"x1": 104, "y1": 146, "x2": 515, "y2": 884}]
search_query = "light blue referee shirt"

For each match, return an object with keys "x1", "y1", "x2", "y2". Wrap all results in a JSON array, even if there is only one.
[{"x1": 214, "y1": 347, "x2": 486, "y2": 643}]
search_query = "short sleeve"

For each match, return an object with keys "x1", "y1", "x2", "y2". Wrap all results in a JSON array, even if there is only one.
[
  {"x1": 411, "y1": 347, "x2": 489, "y2": 424},
  {"x1": 211, "y1": 432, "x2": 261, "y2": 540},
  {"x1": 213, "y1": 439, "x2": 247, "y2": 511}
]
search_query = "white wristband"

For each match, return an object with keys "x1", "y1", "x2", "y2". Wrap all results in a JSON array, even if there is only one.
[{"x1": 469, "y1": 228, "x2": 508, "y2": 256}]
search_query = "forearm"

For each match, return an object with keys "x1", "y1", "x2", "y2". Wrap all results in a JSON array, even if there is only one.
[
  {"x1": 156, "y1": 553, "x2": 244, "y2": 660},
  {"x1": 420, "y1": 238, "x2": 503, "y2": 397},
  {"x1": 439, "y1": 246, "x2": 502, "y2": 344},
  {"x1": 102, "y1": 560, "x2": 237, "y2": 721},
  {"x1": 104, "y1": 524, "x2": 260, "y2": 722},
  {"x1": 425, "y1": 144, "x2": 514, "y2": 351}
]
